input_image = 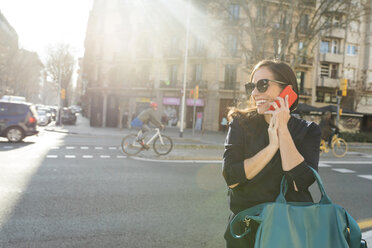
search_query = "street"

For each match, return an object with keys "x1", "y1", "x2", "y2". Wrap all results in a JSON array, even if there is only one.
[{"x1": 0, "y1": 129, "x2": 371, "y2": 247}]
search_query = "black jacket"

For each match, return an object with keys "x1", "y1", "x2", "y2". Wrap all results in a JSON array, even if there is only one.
[{"x1": 222, "y1": 114, "x2": 321, "y2": 214}]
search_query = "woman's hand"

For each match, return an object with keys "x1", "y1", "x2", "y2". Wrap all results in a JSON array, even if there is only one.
[
  {"x1": 268, "y1": 113, "x2": 279, "y2": 149},
  {"x1": 268, "y1": 95, "x2": 291, "y2": 132}
]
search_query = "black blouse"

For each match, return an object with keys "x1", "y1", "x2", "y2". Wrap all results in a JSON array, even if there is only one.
[{"x1": 222, "y1": 114, "x2": 321, "y2": 214}]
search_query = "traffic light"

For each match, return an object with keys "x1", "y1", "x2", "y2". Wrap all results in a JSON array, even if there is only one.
[
  {"x1": 61, "y1": 88, "x2": 66, "y2": 99},
  {"x1": 340, "y1": 78, "x2": 348, "y2": 96},
  {"x1": 194, "y1": 85, "x2": 199, "y2": 99},
  {"x1": 189, "y1": 89, "x2": 194, "y2": 98}
]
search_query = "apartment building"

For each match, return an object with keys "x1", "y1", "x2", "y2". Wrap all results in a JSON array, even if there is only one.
[{"x1": 81, "y1": 0, "x2": 371, "y2": 131}]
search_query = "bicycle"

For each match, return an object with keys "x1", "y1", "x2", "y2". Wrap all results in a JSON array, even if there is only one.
[
  {"x1": 319, "y1": 133, "x2": 348, "y2": 158},
  {"x1": 121, "y1": 128, "x2": 173, "y2": 156}
]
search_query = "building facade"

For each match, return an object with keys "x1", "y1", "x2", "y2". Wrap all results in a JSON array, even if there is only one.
[{"x1": 81, "y1": 0, "x2": 372, "y2": 131}]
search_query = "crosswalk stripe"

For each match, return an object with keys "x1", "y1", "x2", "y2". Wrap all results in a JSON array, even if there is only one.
[
  {"x1": 51, "y1": 147, "x2": 60, "y2": 149},
  {"x1": 332, "y1": 168, "x2": 355, "y2": 173},
  {"x1": 116, "y1": 155, "x2": 126, "y2": 158},
  {"x1": 319, "y1": 163, "x2": 331, "y2": 167},
  {"x1": 95, "y1": 147, "x2": 103, "y2": 150},
  {"x1": 100, "y1": 155, "x2": 110, "y2": 158},
  {"x1": 109, "y1": 147, "x2": 117, "y2": 150},
  {"x1": 66, "y1": 146, "x2": 75, "y2": 149},
  {"x1": 46, "y1": 155, "x2": 58, "y2": 158},
  {"x1": 82, "y1": 155, "x2": 93, "y2": 158},
  {"x1": 357, "y1": 175, "x2": 372, "y2": 180},
  {"x1": 80, "y1": 147, "x2": 89, "y2": 149},
  {"x1": 65, "y1": 155, "x2": 76, "y2": 158}
]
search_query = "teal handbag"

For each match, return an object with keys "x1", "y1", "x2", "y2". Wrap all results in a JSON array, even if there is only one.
[{"x1": 230, "y1": 167, "x2": 363, "y2": 248}]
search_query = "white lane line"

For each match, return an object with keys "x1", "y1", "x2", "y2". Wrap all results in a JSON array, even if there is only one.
[
  {"x1": 80, "y1": 147, "x2": 89, "y2": 150},
  {"x1": 51, "y1": 147, "x2": 60, "y2": 149},
  {"x1": 109, "y1": 147, "x2": 117, "y2": 150},
  {"x1": 116, "y1": 155, "x2": 127, "y2": 158},
  {"x1": 46, "y1": 155, "x2": 58, "y2": 158},
  {"x1": 321, "y1": 161, "x2": 372, "y2": 164},
  {"x1": 95, "y1": 147, "x2": 103, "y2": 150},
  {"x1": 100, "y1": 155, "x2": 110, "y2": 158},
  {"x1": 332, "y1": 168, "x2": 355, "y2": 173},
  {"x1": 82, "y1": 155, "x2": 93, "y2": 158},
  {"x1": 65, "y1": 155, "x2": 76, "y2": 158},
  {"x1": 319, "y1": 163, "x2": 331, "y2": 167},
  {"x1": 130, "y1": 156, "x2": 223, "y2": 164},
  {"x1": 357, "y1": 175, "x2": 372, "y2": 180},
  {"x1": 66, "y1": 146, "x2": 75, "y2": 149}
]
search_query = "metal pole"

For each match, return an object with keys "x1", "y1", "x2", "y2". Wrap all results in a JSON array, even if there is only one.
[
  {"x1": 336, "y1": 96, "x2": 341, "y2": 126},
  {"x1": 179, "y1": 0, "x2": 191, "y2": 138},
  {"x1": 56, "y1": 68, "x2": 62, "y2": 126},
  {"x1": 192, "y1": 99, "x2": 196, "y2": 136}
]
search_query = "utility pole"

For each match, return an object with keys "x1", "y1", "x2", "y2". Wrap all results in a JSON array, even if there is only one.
[{"x1": 179, "y1": 0, "x2": 191, "y2": 138}]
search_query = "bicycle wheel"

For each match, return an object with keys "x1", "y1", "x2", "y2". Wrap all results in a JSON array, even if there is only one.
[
  {"x1": 153, "y1": 135, "x2": 173, "y2": 155},
  {"x1": 121, "y1": 134, "x2": 143, "y2": 155},
  {"x1": 332, "y1": 138, "x2": 348, "y2": 158}
]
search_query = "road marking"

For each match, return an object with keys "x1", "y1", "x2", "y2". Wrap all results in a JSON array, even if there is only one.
[
  {"x1": 95, "y1": 147, "x2": 103, "y2": 150},
  {"x1": 82, "y1": 155, "x2": 93, "y2": 158},
  {"x1": 51, "y1": 147, "x2": 60, "y2": 149},
  {"x1": 46, "y1": 155, "x2": 58, "y2": 158},
  {"x1": 319, "y1": 163, "x2": 331, "y2": 167},
  {"x1": 357, "y1": 175, "x2": 372, "y2": 181},
  {"x1": 100, "y1": 155, "x2": 110, "y2": 158},
  {"x1": 109, "y1": 147, "x2": 117, "y2": 150},
  {"x1": 80, "y1": 147, "x2": 89, "y2": 149},
  {"x1": 65, "y1": 155, "x2": 76, "y2": 158},
  {"x1": 129, "y1": 156, "x2": 222, "y2": 164},
  {"x1": 116, "y1": 155, "x2": 127, "y2": 158},
  {"x1": 332, "y1": 168, "x2": 355, "y2": 173},
  {"x1": 321, "y1": 161, "x2": 372, "y2": 164},
  {"x1": 66, "y1": 146, "x2": 75, "y2": 149}
]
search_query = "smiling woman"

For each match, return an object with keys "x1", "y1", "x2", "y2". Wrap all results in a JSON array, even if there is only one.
[{"x1": 1, "y1": 0, "x2": 93, "y2": 60}]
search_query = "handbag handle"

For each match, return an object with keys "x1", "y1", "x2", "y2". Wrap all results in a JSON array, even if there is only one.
[{"x1": 277, "y1": 166, "x2": 332, "y2": 204}]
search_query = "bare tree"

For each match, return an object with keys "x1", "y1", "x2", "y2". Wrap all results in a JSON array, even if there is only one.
[
  {"x1": 45, "y1": 44, "x2": 75, "y2": 107},
  {"x1": 211, "y1": 0, "x2": 371, "y2": 68}
]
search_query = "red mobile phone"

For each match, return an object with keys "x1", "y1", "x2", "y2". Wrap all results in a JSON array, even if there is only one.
[{"x1": 269, "y1": 86, "x2": 298, "y2": 111}]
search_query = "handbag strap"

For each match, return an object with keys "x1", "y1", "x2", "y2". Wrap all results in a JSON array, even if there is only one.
[
  {"x1": 345, "y1": 211, "x2": 362, "y2": 248},
  {"x1": 229, "y1": 203, "x2": 266, "y2": 239},
  {"x1": 277, "y1": 166, "x2": 332, "y2": 204}
]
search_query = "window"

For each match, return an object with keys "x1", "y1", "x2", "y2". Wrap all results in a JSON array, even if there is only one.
[
  {"x1": 194, "y1": 37, "x2": 204, "y2": 55},
  {"x1": 193, "y1": 64, "x2": 202, "y2": 82},
  {"x1": 299, "y1": 14, "x2": 309, "y2": 32},
  {"x1": 296, "y1": 71, "x2": 305, "y2": 94},
  {"x1": 257, "y1": 6, "x2": 266, "y2": 26},
  {"x1": 229, "y1": 4, "x2": 240, "y2": 22},
  {"x1": 224, "y1": 65, "x2": 237, "y2": 89},
  {"x1": 228, "y1": 34, "x2": 238, "y2": 56},
  {"x1": 320, "y1": 41, "x2": 329, "y2": 54},
  {"x1": 316, "y1": 91, "x2": 324, "y2": 102},
  {"x1": 170, "y1": 37, "x2": 179, "y2": 56},
  {"x1": 298, "y1": 42, "x2": 304, "y2": 51},
  {"x1": 169, "y1": 65, "x2": 178, "y2": 85},
  {"x1": 321, "y1": 63, "x2": 329, "y2": 77},
  {"x1": 330, "y1": 64, "x2": 338, "y2": 78},
  {"x1": 346, "y1": 44, "x2": 357, "y2": 56},
  {"x1": 331, "y1": 40, "x2": 339, "y2": 54}
]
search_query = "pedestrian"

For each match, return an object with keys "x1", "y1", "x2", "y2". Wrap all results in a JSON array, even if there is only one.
[
  {"x1": 221, "y1": 116, "x2": 228, "y2": 132},
  {"x1": 222, "y1": 59, "x2": 321, "y2": 247},
  {"x1": 319, "y1": 111, "x2": 339, "y2": 147},
  {"x1": 131, "y1": 102, "x2": 164, "y2": 149}
]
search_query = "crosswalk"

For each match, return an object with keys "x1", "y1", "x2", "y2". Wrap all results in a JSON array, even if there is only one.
[{"x1": 320, "y1": 161, "x2": 372, "y2": 181}]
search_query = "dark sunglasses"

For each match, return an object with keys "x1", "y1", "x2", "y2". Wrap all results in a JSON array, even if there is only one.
[{"x1": 245, "y1": 79, "x2": 289, "y2": 94}]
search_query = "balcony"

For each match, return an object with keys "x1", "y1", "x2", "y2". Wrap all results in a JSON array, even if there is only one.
[
  {"x1": 319, "y1": 77, "x2": 339, "y2": 88},
  {"x1": 319, "y1": 52, "x2": 343, "y2": 64},
  {"x1": 322, "y1": 28, "x2": 346, "y2": 39}
]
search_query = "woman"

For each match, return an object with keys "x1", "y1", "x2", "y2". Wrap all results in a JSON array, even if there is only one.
[{"x1": 223, "y1": 60, "x2": 321, "y2": 247}]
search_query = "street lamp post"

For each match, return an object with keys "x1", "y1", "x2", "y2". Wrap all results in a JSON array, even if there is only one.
[{"x1": 179, "y1": 0, "x2": 191, "y2": 138}]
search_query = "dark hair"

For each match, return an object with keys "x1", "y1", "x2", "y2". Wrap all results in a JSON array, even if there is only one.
[{"x1": 228, "y1": 59, "x2": 299, "y2": 124}]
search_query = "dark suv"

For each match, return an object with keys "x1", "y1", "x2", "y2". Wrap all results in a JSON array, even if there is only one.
[{"x1": 0, "y1": 101, "x2": 39, "y2": 142}]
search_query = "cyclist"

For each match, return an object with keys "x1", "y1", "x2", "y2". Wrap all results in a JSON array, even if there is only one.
[
  {"x1": 319, "y1": 111, "x2": 339, "y2": 147},
  {"x1": 131, "y1": 102, "x2": 164, "y2": 149}
]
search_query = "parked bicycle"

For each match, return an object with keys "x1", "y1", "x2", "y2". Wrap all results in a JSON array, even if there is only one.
[
  {"x1": 121, "y1": 128, "x2": 173, "y2": 156},
  {"x1": 319, "y1": 133, "x2": 348, "y2": 158}
]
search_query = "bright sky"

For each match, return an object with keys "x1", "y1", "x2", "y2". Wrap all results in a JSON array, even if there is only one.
[{"x1": 0, "y1": 0, "x2": 93, "y2": 62}]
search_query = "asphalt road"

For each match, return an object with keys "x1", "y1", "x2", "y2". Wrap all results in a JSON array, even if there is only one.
[{"x1": 0, "y1": 130, "x2": 371, "y2": 247}]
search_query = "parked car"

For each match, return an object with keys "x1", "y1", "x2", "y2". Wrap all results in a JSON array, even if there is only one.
[
  {"x1": 61, "y1": 107, "x2": 76, "y2": 125},
  {"x1": 36, "y1": 109, "x2": 50, "y2": 126},
  {"x1": 0, "y1": 101, "x2": 38, "y2": 142}
]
